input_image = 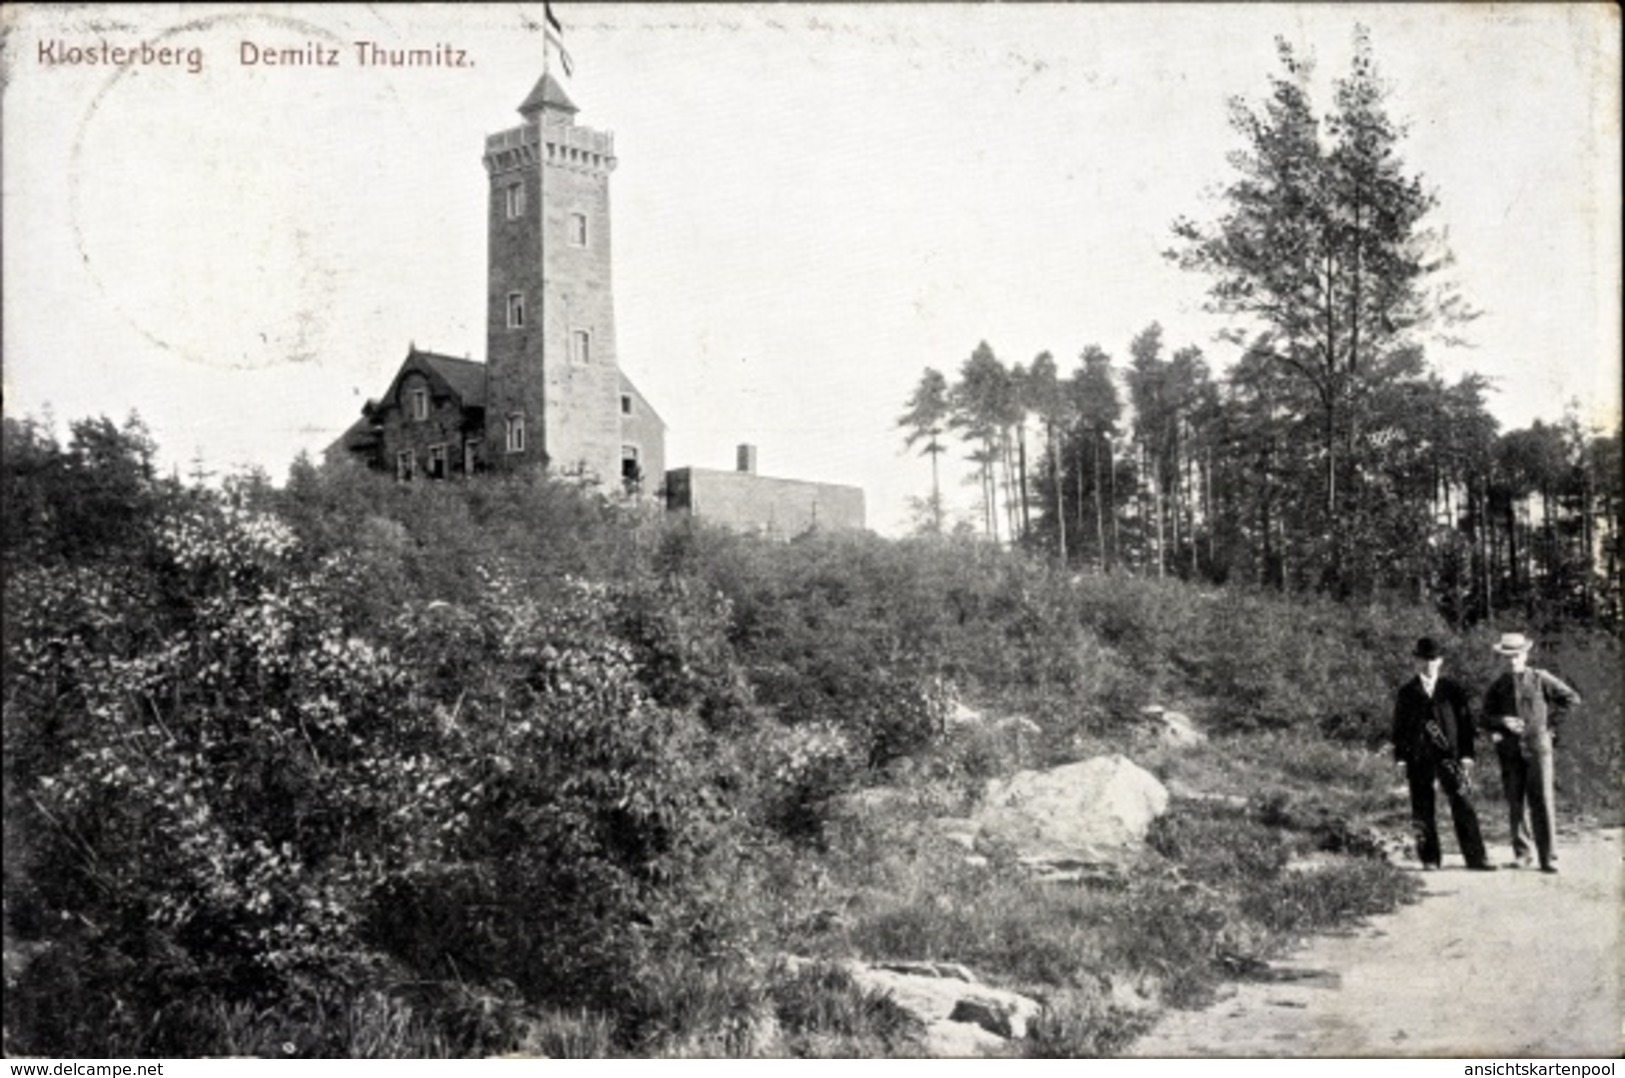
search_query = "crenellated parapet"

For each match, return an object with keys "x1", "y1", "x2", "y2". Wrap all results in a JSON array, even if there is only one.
[{"x1": 484, "y1": 122, "x2": 615, "y2": 177}]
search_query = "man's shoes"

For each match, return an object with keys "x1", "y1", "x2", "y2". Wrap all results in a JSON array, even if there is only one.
[
  {"x1": 1421, "y1": 862, "x2": 1440, "y2": 872},
  {"x1": 1466, "y1": 863, "x2": 1498, "y2": 872},
  {"x1": 1539, "y1": 864, "x2": 1559, "y2": 874}
]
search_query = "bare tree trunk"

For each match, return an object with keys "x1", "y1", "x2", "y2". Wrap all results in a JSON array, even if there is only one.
[
  {"x1": 1047, "y1": 422, "x2": 1066, "y2": 565},
  {"x1": 1188, "y1": 432, "x2": 1199, "y2": 577},
  {"x1": 1204, "y1": 443, "x2": 1215, "y2": 572},
  {"x1": 1093, "y1": 434, "x2": 1107, "y2": 574},
  {"x1": 1000, "y1": 434, "x2": 1019, "y2": 545},
  {"x1": 1324, "y1": 399, "x2": 1339, "y2": 589},
  {"x1": 1017, "y1": 426, "x2": 1031, "y2": 543},
  {"x1": 982, "y1": 449, "x2": 997, "y2": 542},
  {"x1": 1501, "y1": 497, "x2": 1514, "y2": 598},
  {"x1": 928, "y1": 443, "x2": 942, "y2": 534},
  {"x1": 1151, "y1": 444, "x2": 1166, "y2": 581},
  {"x1": 1167, "y1": 428, "x2": 1182, "y2": 576},
  {"x1": 1076, "y1": 442, "x2": 1088, "y2": 566},
  {"x1": 1606, "y1": 477, "x2": 1620, "y2": 620},
  {"x1": 1580, "y1": 464, "x2": 1594, "y2": 617},
  {"x1": 1108, "y1": 438, "x2": 1121, "y2": 571}
]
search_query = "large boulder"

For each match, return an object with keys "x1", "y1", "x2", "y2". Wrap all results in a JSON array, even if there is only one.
[{"x1": 973, "y1": 754, "x2": 1169, "y2": 866}]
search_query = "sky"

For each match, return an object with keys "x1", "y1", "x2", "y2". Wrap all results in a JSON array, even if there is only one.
[{"x1": 4, "y1": 3, "x2": 1619, "y2": 536}]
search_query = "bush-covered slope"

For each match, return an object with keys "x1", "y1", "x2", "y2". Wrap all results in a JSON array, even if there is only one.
[{"x1": 4, "y1": 428, "x2": 1615, "y2": 1056}]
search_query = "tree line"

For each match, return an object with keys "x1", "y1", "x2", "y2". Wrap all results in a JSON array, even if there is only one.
[{"x1": 898, "y1": 28, "x2": 1621, "y2": 628}]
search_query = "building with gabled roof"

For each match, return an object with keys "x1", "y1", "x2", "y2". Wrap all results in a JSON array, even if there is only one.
[
  {"x1": 333, "y1": 68, "x2": 662, "y2": 493},
  {"x1": 332, "y1": 63, "x2": 857, "y2": 532}
]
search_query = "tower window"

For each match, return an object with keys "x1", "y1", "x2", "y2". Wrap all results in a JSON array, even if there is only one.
[
  {"x1": 507, "y1": 292, "x2": 525, "y2": 329},
  {"x1": 506, "y1": 413, "x2": 526, "y2": 453},
  {"x1": 570, "y1": 329, "x2": 591, "y2": 365},
  {"x1": 504, "y1": 183, "x2": 525, "y2": 220},
  {"x1": 620, "y1": 393, "x2": 633, "y2": 416},
  {"x1": 568, "y1": 212, "x2": 588, "y2": 246},
  {"x1": 396, "y1": 450, "x2": 415, "y2": 482},
  {"x1": 409, "y1": 387, "x2": 429, "y2": 421}
]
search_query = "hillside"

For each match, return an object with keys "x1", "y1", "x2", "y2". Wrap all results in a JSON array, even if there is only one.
[{"x1": 4, "y1": 423, "x2": 1620, "y2": 1057}]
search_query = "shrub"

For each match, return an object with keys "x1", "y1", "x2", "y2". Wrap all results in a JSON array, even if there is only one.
[
  {"x1": 4, "y1": 488, "x2": 759, "y2": 1055},
  {"x1": 1024, "y1": 986, "x2": 1156, "y2": 1058}
]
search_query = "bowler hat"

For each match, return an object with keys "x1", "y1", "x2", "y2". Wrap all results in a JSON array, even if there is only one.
[
  {"x1": 1413, "y1": 637, "x2": 1445, "y2": 660},
  {"x1": 1492, "y1": 632, "x2": 1533, "y2": 655}
]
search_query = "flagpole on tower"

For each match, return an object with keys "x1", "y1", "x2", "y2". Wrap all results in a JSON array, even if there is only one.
[{"x1": 544, "y1": 1, "x2": 573, "y2": 78}]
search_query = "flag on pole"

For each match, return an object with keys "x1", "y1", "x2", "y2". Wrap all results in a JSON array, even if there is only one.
[{"x1": 544, "y1": 1, "x2": 574, "y2": 77}]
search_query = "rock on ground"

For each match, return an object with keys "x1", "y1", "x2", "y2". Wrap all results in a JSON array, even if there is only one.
[
  {"x1": 973, "y1": 754, "x2": 1169, "y2": 867},
  {"x1": 1139, "y1": 704, "x2": 1206, "y2": 748},
  {"x1": 782, "y1": 957, "x2": 1043, "y2": 1057}
]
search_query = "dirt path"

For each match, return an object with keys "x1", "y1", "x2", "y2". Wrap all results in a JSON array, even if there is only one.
[{"x1": 1132, "y1": 828, "x2": 1624, "y2": 1058}]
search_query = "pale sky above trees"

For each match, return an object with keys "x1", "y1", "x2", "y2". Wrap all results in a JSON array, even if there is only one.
[{"x1": 4, "y1": 3, "x2": 1617, "y2": 535}]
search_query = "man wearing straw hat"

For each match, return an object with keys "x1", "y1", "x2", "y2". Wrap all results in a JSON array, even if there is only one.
[{"x1": 1482, "y1": 632, "x2": 1582, "y2": 873}]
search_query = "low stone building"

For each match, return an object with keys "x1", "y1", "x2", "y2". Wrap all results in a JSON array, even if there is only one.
[{"x1": 666, "y1": 445, "x2": 865, "y2": 537}]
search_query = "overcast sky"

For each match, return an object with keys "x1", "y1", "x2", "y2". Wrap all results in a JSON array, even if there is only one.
[{"x1": 4, "y1": 3, "x2": 1618, "y2": 535}]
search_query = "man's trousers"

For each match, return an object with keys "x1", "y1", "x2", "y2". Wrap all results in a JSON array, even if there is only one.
[
  {"x1": 1406, "y1": 759, "x2": 1489, "y2": 868},
  {"x1": 1496, "y1": 733, "x2": 1557, "y2": 868}
]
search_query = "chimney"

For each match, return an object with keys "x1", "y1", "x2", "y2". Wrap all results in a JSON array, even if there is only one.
[{"x1": 736, "y1": 444, "x2": 757, "y2": 474}]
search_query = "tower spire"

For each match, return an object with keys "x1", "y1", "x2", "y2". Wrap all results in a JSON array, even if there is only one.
[{"x1": 518, "y1": 70, "x2": 577, "y2": 121}]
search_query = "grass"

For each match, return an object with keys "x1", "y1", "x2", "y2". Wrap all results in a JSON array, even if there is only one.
[
  {"x1": 767, "y1": 960, "x2": 925, "y2": 1057},
  {"x1": 6, "y1": 456, "x2": 1601, "y2": 1057},
  {"x1": 753, "y1": 737, "x2": 1423, "y2": 1056}
]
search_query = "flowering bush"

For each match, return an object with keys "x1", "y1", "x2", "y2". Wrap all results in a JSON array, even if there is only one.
[{"x1": 5, "y1": 481, "x2": 756, "y2": 1054}]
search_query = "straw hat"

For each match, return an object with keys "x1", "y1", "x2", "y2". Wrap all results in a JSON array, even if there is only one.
[{"x1": 1492, "y1": 632, "x2": 1533, "y2": 655}]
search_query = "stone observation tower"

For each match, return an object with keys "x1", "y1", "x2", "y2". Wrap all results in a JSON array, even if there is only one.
[
  {"x1": 482, "y1": 71, "x2": 623, "y2": 481},
  {"x1": 330, "y1": 62, "x2": 859, "y2": 533}
]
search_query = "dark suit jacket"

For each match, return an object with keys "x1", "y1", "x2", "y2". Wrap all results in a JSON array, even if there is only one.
[
  {"x1": 1483, "y1": 667, "x2": 1581, "y2": 748},
  {"x1": 1392, "y1": 675, "x2": 1476, "y2": 764}
]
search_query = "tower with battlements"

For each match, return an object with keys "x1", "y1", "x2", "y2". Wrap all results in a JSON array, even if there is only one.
[{"x1": 482, "y1": 71, "x2": 624, "y2": 481}]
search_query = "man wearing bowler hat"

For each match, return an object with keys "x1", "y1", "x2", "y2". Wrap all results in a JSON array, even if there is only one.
[
  {"x1": 1482, "y1": 631, "x2": 1582, "y2": 873},
  {"x1": 1391, "y1": 637, "x2": 1494, "y2": 871}
]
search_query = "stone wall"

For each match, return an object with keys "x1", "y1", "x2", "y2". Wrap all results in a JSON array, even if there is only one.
[
  {"x1": 539, "y1": 119, "x2": 620, "y2": 484},
  {"x1": 619, "y1": 379, "x2": 665, "y2": 494},
  {"x1": 380, "y1": 370, "x2": 479, "y2": 478},
  {"x1": 666, "y1": 467, "x2": 865, "y2": 536}
]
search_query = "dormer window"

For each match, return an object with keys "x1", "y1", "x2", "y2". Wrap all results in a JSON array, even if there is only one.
[{"x1": 409, "y1": 387, "x2": 429, "y2": 421}]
